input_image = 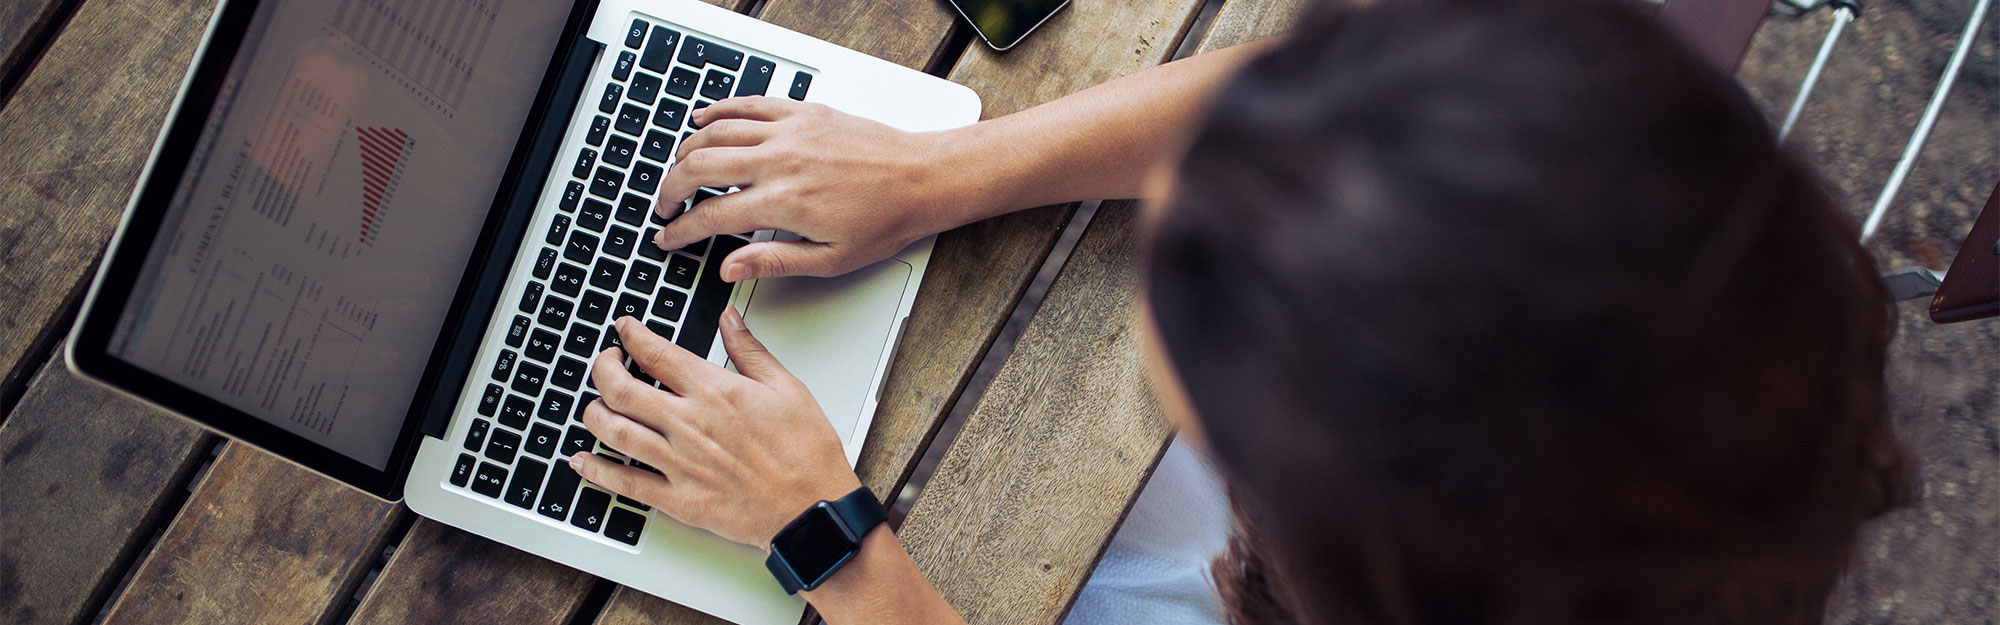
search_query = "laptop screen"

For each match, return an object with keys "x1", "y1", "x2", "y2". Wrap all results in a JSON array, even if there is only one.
[{"x1": 105, "y1": 0, "x2": 572, "y2": 469}]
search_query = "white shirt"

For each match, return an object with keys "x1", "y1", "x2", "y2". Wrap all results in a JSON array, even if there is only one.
[{"x1": 1061, "y1": 438, "x2": 1234, "y2": 625}]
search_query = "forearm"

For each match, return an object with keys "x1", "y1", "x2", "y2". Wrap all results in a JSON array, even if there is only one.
[
  {"x1": 931, "y1": 40, "x2": 1274, "y2": 225},
  {"x1": 800, "y1": 528, "x2": 968, "y2": 625}
]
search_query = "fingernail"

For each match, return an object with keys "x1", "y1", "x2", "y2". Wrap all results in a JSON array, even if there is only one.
[{"x1": 719, "y1": 261, "x2": 744, "y2": 282}]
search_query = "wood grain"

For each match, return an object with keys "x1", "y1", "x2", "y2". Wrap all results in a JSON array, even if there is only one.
[
  {"x1": 896, "y1": 1, "x2": 1312, "y2": 622},
  {"x1": 98, "y1": 444, "x2": 403, "y2": 625},
  {"x1": 0, "y1": 0, "x2": 79, "y2": 102},
  {"x1": 0, "y1": 351, "x2": 213, "y2": 625},
  {"x1": 345, "y1": 520, "x2": 601, "y2": 625},
  {"x1": 0, "y1": 0, "x2": 217, "y2": 410}
]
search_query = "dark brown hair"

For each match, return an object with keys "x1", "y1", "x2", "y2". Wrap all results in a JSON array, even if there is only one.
[{"x1": 1144, "y1": 1, "x2": 1909, "y2": 623}]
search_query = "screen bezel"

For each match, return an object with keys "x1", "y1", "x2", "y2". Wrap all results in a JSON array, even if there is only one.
[
  {"x1": 67, "y1": 0, "x2": 598, "y2": 500},
  {"x1": 941, "y1": 0, "x2": 1070, "y2": 51}
]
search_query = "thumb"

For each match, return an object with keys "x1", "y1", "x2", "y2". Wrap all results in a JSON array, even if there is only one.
[
  {"x1": 719, "y1": 240, "x2": 840, "y2": 282},
  {"x1": 718, "y1": 307, "x2": 791, "y2": 385}
]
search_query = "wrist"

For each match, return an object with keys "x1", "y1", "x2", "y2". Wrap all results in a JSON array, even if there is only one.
[{"x1": 920, "y1": 122, "x2": 1030, "y2": 229}]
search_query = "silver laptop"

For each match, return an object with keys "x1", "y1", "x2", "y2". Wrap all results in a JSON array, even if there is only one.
[{"x1": 64, "y1": 1, "x2": 979, "y2": 623}]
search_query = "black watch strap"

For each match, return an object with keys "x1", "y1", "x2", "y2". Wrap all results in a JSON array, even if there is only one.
[{"x1": 766, "y1": 486, "x2": 888, "y2": 594}]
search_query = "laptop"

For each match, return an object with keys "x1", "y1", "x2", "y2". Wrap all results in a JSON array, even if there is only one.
[{"x1": 64, "y1": 0, "x2": 979, "y2": 623}]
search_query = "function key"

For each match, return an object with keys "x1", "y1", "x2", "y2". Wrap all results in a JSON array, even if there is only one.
[
  {"x1": 471, "y1": 462, "x2": 507, "y2": 498},
  {"x1": 479, "y1": 383, "x2": 505, "y2": 416},
  {"x1": 787, "y1": 71, "x2": 812, "y2": 100},
  {"x1": 599, "y1": 83, "x2": 623, "y2": 113},
  {"x1": 520, "y1": 279, "x2": 545, "y2": 312},
  {"x1": 450, "y1": 453, "x2": 476, "y2": 487},
  {"x1": 571, "y1": 147, "x2": 596, "y2": 179},
  {"x1": 490, "y1": 349, "x2": 518, "y2": 382},
  {"x1": 700, "y1": 69, "x2": 735, "y2": 100},
  {"x1": 586, "y1": 116, "x2": 609, "y2": 147},
  {"x1": 613, "y1": 51, "x2": 636, "y2": 82},
  {"x1": 463, "y1": 418, "x2": 490, "y2": 451},
  {"x1": 545, "y1": 214, "x2": 571, "y2": 246},
  {"x1": 640, "y1": 25, "x2": 681, "y2": 73},
  {"x1": 505, "y1": 458, "x2": 546, "y2": 509},
  {"x1": 628, "y1": 72, "x2": 661, "y2": 105},
  {"x1": 505, "y1": 316, "x2": 531, "y2": 349},
  {"x1": 737, "y1": 57, "x2": 776, "y2": 96},
  {"x1": 624, "y1": 19, "x2": 649, "y2": 49},
  {"x1": 606, "y1": 507, "x2": 647, "y2": 545},
  {"x1": 561, "y1": 181, "x2": 584, "y2": 212},
  {"x1": 573, "y1": 488, "x2": 612, "y2": 532}
]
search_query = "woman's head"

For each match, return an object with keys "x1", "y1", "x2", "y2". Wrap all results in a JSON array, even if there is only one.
[{"x1": 1140, "y1": 1, "x2": 1907, "y2": 623}]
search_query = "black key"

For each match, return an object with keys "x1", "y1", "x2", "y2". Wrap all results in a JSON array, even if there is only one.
[
  {"x1": 526, "y1": 328, "x2": 561, "y2": 363},
  {"x1": 577, "y1": 290, "x2": 612, "y2": 324},
  {"x1": 552, "y1": 262, "x2": 585, "y2": 296},
  {"x1": 605, "y1": 135, "x2": 637, "y2": 168},
  {"x1": 538, "y1": 461, "x2": 583, "y2": 520},
  {"x1": 564, "y1": 324, "x2": 600, "y2": 358},
  {"x1": 640, "y1": 130, "x2": 674, "y2": 162},
  {"x1": 532, "y1": 248, "x2": 557, "y2": 280},
  {"x1": 639, "y1": 228, "x2": 668, "y2": 261},
  {"x1": 629, "y1": 458, "x2": 662, "y2": 475},
  {"x1": 545, "y1": 214, "x2": 571, "y2": 246},
  {"x1": 560, "y1": 425, "x2": 597, "y2": 457},
  {"x1": 505, "y1": 316, "x2": 531, "y2": 349},
  {"x1": 606, "y1": 507, "x2": 647, "y2": 545},
  {"x1": 505, "y1": 458, "x2": 546, "y2": 509},
  {"x1": 572, "y1": 488, "x2": 611, "y2": 532},
  {"x1": 500, "y1": 395, "x2": 533, "y2": 429},
  {"x1": 737, "y1": 56, "x2": 776, "y2": 96},
  {"x1": 604, "y1": 225, "x2": 639, "y2": 258},
  {"x1": 599, "y1": 83, "x2": 623, "y2": 113},
  {"x1": 787, "y1": 71, "x2": 812, "y2": 100},
  {"x1": 560, "y1": 181, "x2": 584, "y2": 212},
  {"x1": 571, "y1": 147, "x2": 597, "y2": 178},
  {"x1": 676, "y1": 235, "x2": 748, "y2": 357},
  {"x1": 450, "y1": 453, "x2": 476, "y2": 487},
  {"x1": 614, "y1": 294, "x2": 646, "y2": 321},
  {"x1": 586, "y1": 117, "x2": 610, "y2": 149},
  {"x1": 599, "y1": 326, "x2": 623, "y2": 353},
  {"x1": 700, "y1": 69, "x2": 735, "y2": 100},
  {"x1": 678, "y1": 36, "x2": 743, "y2": 70},
  {"x1": 680, "y1": 235, "x2": 709, "y2": 257},
  {"x1": 691, "y1": 187, "x2": 722, "y2": 206},
  {"x1": 626, "y1": 260, "x2": 661, "y2": 295},
  {"x1": 591, "y1": 166, "x2": 625, "y2": 200},
  {"x1": 652, "y1": 287, "x2": 688, "y2": 322},
  {"x1": 615, "y1": 104, "x2": 648, "y2": 136},
  {"x1": 564, "y1": 232, "x2": 599, "y2": 265},
  {"x1": 654, "y1": 95, "x2": 690, "y2": 128},
  {"x1": 629, "y1": 162, "x2": 662, "y2": 195},
  {"x1": 590, "y1": 257, "x2": 627, "y2": 291},
  {"x1": 463, "y1": 418, "x2": 490, "y2": 451},
  {"x1": 537, "y1": 391, "x2": 573, "y2": 426},
  {"x1": 612, "y1": 51, "x2": 636, "y2": 82},
  {"x1": 628, "y1": 359, "x2": 656, "y2": 386},
  {"x1": 627, "y1": 72, "x2": 661, "y2": 105},
  {"x1": 664, "y1": 254, "x2": 699, "y2": 289},
  {"x1": 491, "y1": 349, "x2": 517, "y2": 382},
  {"x1": 615, "y1": 195, "x2": 649, "y2": 229},
  {"x1": 624, "y1": 18, "x2": 649, "y2": 49},
  {"x1": 486, "y1": 429, "x2": 522, "y2": 464},
  {"x1": 526, "y1": 423, "x2": 561, "y2": 458},
  {"x1": 472, "y1": 462, "x2": 507, "y2": 498},
  {"x1": 538, "y1": 295, "x2": 574, "y2": 330},
  {"x1": 617, "y1": 495, "x2": 651, "y2": 511},
  {"x1": 577, "y1": 198, "x2": 611, "y2": 232},
  {"x1": 689, "y1": 101, "x2": 712, "y2": 128},
  {"x1": 479, "y1": 383, "x2": 505, "y2": 416},
  {"x1": 552, "y1": 355, "x2": 587, "y2": 392},
  {"x1": 640, "y1": 25, "x2": 680, "y2": 72},
  {"x1": 645, "y1": 320, "x2": 675, "y2": 341},
  {"x1": 512, "y1": 361, "x2": 548, "y2": 397}
]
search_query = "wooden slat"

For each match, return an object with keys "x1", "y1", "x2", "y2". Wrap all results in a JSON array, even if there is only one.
[
  {"x1": 344, "y1": 520, "x2": 601, "y2": 625},
  {"x1": 896, "y1": 1, "x2": 1311, "y2": 622},
  {"x1": 0, "y1": 0, "x2": 79, "y2": 103},
  {"x1": 0, "y1": 0, "x2": 216, "y2": 406},
  {"x1": 98, "y1": 444, "x2": 403, "y2": 624},
  {"x1": 0, "y1": 351, "x2": 213, "y2": 625}
]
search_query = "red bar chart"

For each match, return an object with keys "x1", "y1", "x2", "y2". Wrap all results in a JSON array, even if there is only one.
[{"x1": 354, "y1": 126, "x2": 411, "y2": 246}]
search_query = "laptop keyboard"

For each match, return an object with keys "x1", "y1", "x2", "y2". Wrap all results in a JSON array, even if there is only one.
[{"x1": 447, "y1": 16, "x2": 814, "y2": 548}]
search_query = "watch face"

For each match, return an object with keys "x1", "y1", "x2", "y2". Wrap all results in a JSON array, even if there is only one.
[{"x1": 774, "y1": 503, "x2": 856, "y2": 587}]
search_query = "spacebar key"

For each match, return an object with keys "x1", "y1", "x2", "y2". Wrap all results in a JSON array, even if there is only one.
[{"x1": 674, "y1": 235, "x2": 747, "y2": 358}]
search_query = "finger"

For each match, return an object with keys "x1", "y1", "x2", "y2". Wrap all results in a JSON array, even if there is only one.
[
  {"x1": 615, "y1": 315, "x2": 724, "y2": 395},
  {"x1": 718, "y1": 307, "x2": 795, "y2": 385},
  {"x1": 692, "y1": 95, "x2": 804, "y2": 125},
  {"x1": 655, "y1": 188, "x2": 786, "y2": 251},
  {"x1": 590, "y1": 345, "x2": 675, "y2": 414},
  {"x1": 579, "y1": 399, "x2": 676, "y2": 468},
  {"x1": 568, "y1": 451, "x2": 674, "y2": 504},
  {"x1": 716, "y1": 239, "x2": 842, "y2": 282},
  {"x1": 654, "y1": 146, "x2": 764, "y2": 217},
  {"x1": 675, "y1": 118, "x2": 777, "y2": 163}
]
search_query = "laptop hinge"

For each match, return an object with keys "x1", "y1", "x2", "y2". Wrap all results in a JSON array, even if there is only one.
[{"x1": 414, "y1": 36, "x2": 604, "y2": 440}]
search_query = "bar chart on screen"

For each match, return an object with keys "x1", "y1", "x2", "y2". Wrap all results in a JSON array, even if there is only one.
[
  {"x1": 354, "y1": 126, "x2": 412, "y2": 247},
  {"x1": 327, "y1": 0, "x2": 501, "y2": 115}
]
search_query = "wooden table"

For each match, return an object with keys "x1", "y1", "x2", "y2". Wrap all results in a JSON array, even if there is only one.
[{"x1": 0, "y1": 0, "x2": 1308, "y2": 623}]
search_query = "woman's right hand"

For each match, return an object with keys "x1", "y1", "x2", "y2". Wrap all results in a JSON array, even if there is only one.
[{"x1": 651, "y1": 96, "x2": 980, "y2": 282}]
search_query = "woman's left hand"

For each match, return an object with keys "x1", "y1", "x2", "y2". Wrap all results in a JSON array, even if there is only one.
[{"x1": 570, "y1": 308, "x2": 861, "y2": 548}]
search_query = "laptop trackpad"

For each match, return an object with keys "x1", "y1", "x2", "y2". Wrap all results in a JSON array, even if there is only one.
[{"x1": 735, "y1": 257, "x2": 911, "y2": 449}]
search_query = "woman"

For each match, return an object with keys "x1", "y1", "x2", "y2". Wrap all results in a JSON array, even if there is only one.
[{"x1": 567, "y1": 0, "x2": 1909, "y2": 623}]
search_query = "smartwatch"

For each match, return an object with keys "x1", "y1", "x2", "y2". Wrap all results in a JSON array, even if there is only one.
[{"x1": 765, "y1": 486, "x2": 888, "y2": 594}]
